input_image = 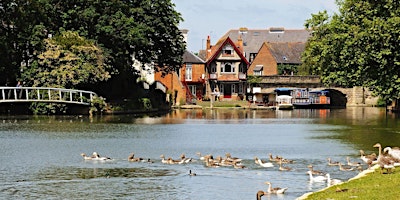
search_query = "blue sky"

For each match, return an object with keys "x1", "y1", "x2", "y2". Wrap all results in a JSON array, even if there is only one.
[{"x1": 171, "y1": 0, "x2": 338, "y2": 52}]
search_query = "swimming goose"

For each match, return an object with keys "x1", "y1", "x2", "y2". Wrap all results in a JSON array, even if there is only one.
[
  {"x1": 128, "y1": 153, "x2": 144, "y2": 162},
  {"x1": 160, "y1": 154, "x2": 169, "y2": 164},
  {"x1": 205, "y1": 157, "x2": 220, "y2": 168},
  {"x1": 307, "y1": 170, "x2": 327, "y2": 182},
  {"x1": 359, "y1": 150, "x2": 377, "y2": 168},
  {"x1": 179, "y1": 154, "x2": 193, "y2": 164},
  {"x1": 269, "y1": 153, "x2": 281, "y2": 162},
  {"x1": 225, "y1": 153, "x2": 242, "y2": 162},
  {"x1": 256, "y1": 190, "x2": 265, "y2": 200},
  {"x1": 373, "y1": 143, "x2": 396, "y2": 174},
  {"x1": 278, "y1": 159, "x2": 291, "y2": 171},
  {"x1": 196, "y1": 152, "x2": 212, "y2": 161},
  {"x1": 188, "y1": 170, "x2": 196, "y2": 176},
  {"x1": 346, "y1": 157, "x2": 361, "y2": 167},
  {"x1": 91, "y1": 152, "x2": 112, "y2": 161},
  {"x1": 383, "y1": 146, "x2": 400, "y2": 160},
  {"x1": 255, "y1": 157, "x2": 274, "y2": 168},
  {"x1": 325, "y1": 173, "x2": 343, "y2": 186},
  {"x1": 327, "y1": 158, "x2": 340, "y2": 166},
  {"x1": 264, "y1": 181, "x2": 288, "y2": 194},
  {"x1": 81, "y1": 153, "x2": 96, "y2": 160},
  {"x1": 338, "y1": 162, "x2": 354, "y2": 171},
  {"x1": 307, "y1": 165, "x2": 324, "y2": 175}
]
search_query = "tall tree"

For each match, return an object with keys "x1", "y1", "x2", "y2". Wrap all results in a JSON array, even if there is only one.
[
  {"x1": 0, "y1": 0, "x2": 185, "y2": 96},
  {"x1": 302, "y1": 0, "x2": 400, "y2": 102}
]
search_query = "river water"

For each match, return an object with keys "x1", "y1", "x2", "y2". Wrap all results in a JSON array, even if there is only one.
[{"x1": 1, "y1": 107, "x2": 399, "y2": 199}]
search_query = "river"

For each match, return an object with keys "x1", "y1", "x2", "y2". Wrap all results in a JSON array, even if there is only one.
[{"x1": 0, "y1": 107, "x2": 399, "y2": 199}]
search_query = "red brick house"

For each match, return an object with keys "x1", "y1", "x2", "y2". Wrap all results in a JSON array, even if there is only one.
[{"x1": 205, "y1": 36, "x2": 249, "y2": 101}]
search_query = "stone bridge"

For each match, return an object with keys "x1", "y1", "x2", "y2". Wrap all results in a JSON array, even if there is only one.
[{"x1": 253, "y1": 75, "x2": 379, "y2": 107}]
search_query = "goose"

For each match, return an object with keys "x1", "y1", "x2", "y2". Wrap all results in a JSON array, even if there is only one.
[
  {"x1": 307, "y1": 170, "x2": 327, "y2": 182},
  {"x1": 91, "y1": 152, "x2": 112, "y2": 161},
  {"x1": 225, "y1": 153, "x2": 242, "y2": 162},
  {"x1": 346, "y1": 157, "x2": 361, "y2": 167},
  {"x1": 196, "y1": 152, "x2": 212, "y2": 161},
  {"x1": 327, "y1": 158, "x2": 340, "y2": 166},
  {"x1": 179, "y1": 154, "x2": 193, "y2": 164},
  {"x1": 373, "y1": 143, "x2": 396, "y2": 174},
  {"x1": 278, "y1": 159, "x2": 291, "y2": 171},
  {"x1": 338, "y1": 162, "x2": 354, "y2": 171},
  {"x1": 256, "y1": 190, "x2": 265, "y2": 200},
  {"x1": 255, "y1": 157, "x2": 274, "y2": 168},
  {"x1": 128, "y1": 152, "x2": 144, "y2": 162},
  {"x1": 359, "y1": 150, "x2": 377, "y2": 168},
  {"x1": 307, "y1": 165, "x2": 324, "y2": 175},
  {"x1": 81, "y1": 153, "x2": 96, "y2": 160},
  {"x1": 269, "y1": 153, "x2": 281, "y2": 162},
  {"x1": 160, "y1": 154, "x2": 169, "y2": 164},
  {"x1": 264, "y1": 181, "x2": 288, "y2": 194},
  {"x1": 325, "y1": 173, "x2": 343, "y2": 186},
  {"x1": 188, "y1": 170, "x2": 196, "y2": 176},
  {"x1": 233, "y1": 161, "x2": 247, "y2": 169},
  {"x1": 383, "y1": 146, "x2": 400, "y2": 160},
  {"x1": 205, "y1": 157, "x2": 220, "y2": 168}
]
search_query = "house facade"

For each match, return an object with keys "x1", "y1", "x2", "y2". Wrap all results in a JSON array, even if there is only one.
[{"x1": 205, "y1": 36, "x2": 249, "y2": 101}]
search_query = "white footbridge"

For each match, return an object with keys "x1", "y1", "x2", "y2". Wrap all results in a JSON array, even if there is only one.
[{"x1": 0, "y1": 87, "x2": 97, "y2": 106}]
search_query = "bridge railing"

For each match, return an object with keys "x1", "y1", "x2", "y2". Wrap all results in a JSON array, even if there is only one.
[{"x1": 0, "y1": 87, "x2": 97, "y2": 105}]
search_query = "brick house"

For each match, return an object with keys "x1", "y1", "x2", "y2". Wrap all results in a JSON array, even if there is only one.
[{"x1": 205, "y1": 36, "x2": 249, "y2": 101}]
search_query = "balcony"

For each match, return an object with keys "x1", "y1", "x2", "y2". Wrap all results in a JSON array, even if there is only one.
[
  {"x1": 239, "y1": 72, "x2": 246, "y2": 80},
  {"x1": 209, "y1": 73, "x2": 217, "y2": 80}
]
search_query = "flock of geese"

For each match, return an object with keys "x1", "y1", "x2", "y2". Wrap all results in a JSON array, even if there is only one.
[{"x1": 80, "y1": 142, "x2": 400, "y2": 199}]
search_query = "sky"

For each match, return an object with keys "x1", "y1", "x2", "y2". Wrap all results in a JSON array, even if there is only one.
[{"x1": 171, "y1": 0, "x2": 338, "y2": 52}]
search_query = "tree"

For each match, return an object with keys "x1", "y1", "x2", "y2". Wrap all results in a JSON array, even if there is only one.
[
  {"x1": 21, "y1": 31, "x2": 111, "y2": 88},
  {"x1": 302, "y1": 0, "x2": 400, "y2": 102},
  {"x1": 0, "y1": 0, "x2": 185, "y2": 94}
]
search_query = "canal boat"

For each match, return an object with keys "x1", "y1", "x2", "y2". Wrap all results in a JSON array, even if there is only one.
[{"x1": 276, "y1": 95, "x2": 294, "y2": 110}]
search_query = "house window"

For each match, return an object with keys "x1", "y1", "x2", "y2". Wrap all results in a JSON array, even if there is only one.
[
  {"x1": 185, "y1": 64, "x2": 192, "y2": 81},
  {"x1": 188, "y1": 85, "x2": 196, "y2": 96},
  {"x1": 238, "y1": 83, "x2": 243, "y2": 93},
  {"x1": 221, "y1": 62, "x2": 234, "y2": 73},
  {"x1": 210, "y1": 64, "x2": 216, "y2": 73},
  {"x1": 253, "y1": 65, "x2": 263, "y2": 76},
  {"x1": 231, "y1": 84, "x2": 236, "y2": 93},
  {"x1": 249, "y1": 53, "x2": 257, "y2": 63},
  {"x1": 223, "y1": 45, "x2": 233, "y2": 56}
]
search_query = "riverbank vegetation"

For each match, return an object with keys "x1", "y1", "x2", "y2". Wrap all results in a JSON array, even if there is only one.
[
  {"x1": 302, "y1": 0, "x2": 400, "y2": 104},
  {"x1": 0, "y1": 0, "x2": 184, "y2": 114},
  {"x1": 304, "y1": 167, "x2": 400, "y2": 199}
]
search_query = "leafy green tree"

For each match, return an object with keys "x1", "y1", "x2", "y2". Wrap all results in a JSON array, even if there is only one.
[
  {"x1": 302, "y1": 0, "x2": 400, "y2": 102},
  {"x1": 21, "y1": 31, "x2": 111, "y2": 88}
]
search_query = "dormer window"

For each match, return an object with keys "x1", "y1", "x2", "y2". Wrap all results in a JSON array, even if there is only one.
[{"x1": 223, "y1": 45, "x2": 233, "y2": 56}]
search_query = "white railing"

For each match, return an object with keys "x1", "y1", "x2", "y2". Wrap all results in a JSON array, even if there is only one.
[{"x1": 0, "y1": 87, "x2": 97, "y2": 106}]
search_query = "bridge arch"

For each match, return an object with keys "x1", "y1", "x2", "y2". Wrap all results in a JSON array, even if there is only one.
[{"x1": 0, "y1": 87, "x2": 97, "y2": 106}]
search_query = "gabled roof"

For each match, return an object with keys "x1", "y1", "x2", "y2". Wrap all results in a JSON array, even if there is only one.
[
  {"x1": 221, "y1": 27, "x2": 310, "y2": 60},
  {"x1": 183, "y1": 50, "x2": 205, "y2": 63},
  {"x1": 265, "y1": 42, "x2": 306, "y2": 64},
  {"x1": 206, "y1": 37, "x2": 249, "y2": 66}
]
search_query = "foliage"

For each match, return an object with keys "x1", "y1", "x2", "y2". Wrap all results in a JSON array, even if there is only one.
[
  {"x1": 90, "y1": 96, "x2": 108, "y2": 115},
  {"x1": 22, "y1": 31, "x2": 111, "y2": 88},
  {"x1": 139, "y1": 98, "x2": 152, "y2": 110},
  {"x1": 0, "y1": 0, "x2": 185, "y2": 93},
  {"x1": 302, "y1": 0, "x2": 400, "y2": 102},
  {"x1": 247, "y1": 75, "x2": 262, "y2": 84},
  {"x1": 277, "y1": 64, "x2": 298, "y2": 75},
  {"x1": 29, "y1": 103, "x2": 67, "y2": 115}
]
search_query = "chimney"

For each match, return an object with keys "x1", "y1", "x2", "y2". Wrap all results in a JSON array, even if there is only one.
[
  {"x1": 181, "y1": 29, "x2": 189, "y2": 46},
  {"x1": 237, "y1": 34, "x2": 243, "y2": 53},
  {"x1": 206, "y1": 35, "x2": 211, "y2": 59}
]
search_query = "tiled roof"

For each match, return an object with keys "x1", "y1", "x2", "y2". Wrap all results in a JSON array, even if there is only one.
[
  {"x1": 222, "y1": 28, "x2": 310, "y2": 60},
  {"x1": 266, "y1": 42, "x2": 306, "y2": 64},
  {"x1": 183, "y1": 50, "x2": 205, "y2": 63}
]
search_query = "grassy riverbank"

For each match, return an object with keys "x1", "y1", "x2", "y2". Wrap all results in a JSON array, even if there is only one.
[{"x1": 299, "y1": 166, "x2": 400, "y2": 199}]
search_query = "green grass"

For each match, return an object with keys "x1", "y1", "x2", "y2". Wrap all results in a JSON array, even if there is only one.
[{"x1": 304, "y1": 168, "x2": 400, "y2": 200}]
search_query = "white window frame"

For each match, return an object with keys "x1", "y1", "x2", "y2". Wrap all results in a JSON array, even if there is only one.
[
  {"x1": 185, "y1": 63, "x2": 192, "y2": 81},
  {"x1": 231, "y1": 84, "x2": 236, "y2": 93},
  {"x1": 221, "y1": 62, "x2": 235, "y2": 73},
  {"x1": 188, "y1": 85, "x2": 196, "y2": 96}
]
